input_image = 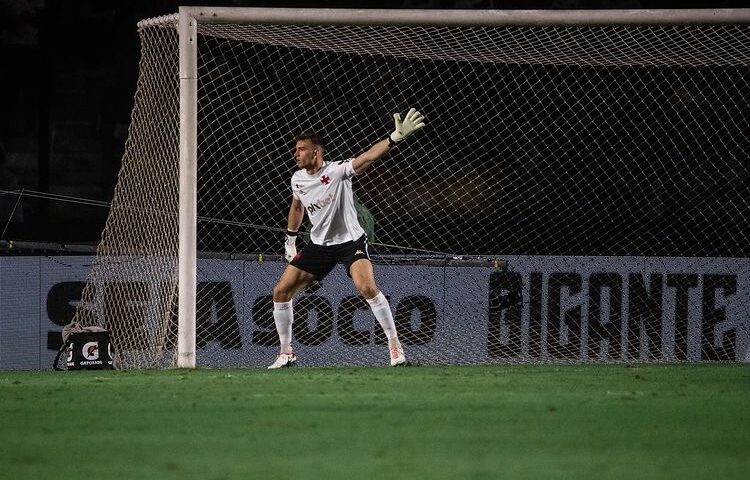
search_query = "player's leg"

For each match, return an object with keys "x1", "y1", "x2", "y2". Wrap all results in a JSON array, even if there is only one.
[
  {"x1": 273, "y1": 263, "x2": 316, "y2": 303},
  {"x1": 349, "y1": 257, "x2": 406, "y2": 366},
  {"x1": 268, "y1": 265, "x2": 316, "y2": 369}
]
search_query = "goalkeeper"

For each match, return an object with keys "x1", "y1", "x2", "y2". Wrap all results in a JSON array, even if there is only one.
[{"x1": 268, "y1": 108, "x2": 426, "y2": 369}]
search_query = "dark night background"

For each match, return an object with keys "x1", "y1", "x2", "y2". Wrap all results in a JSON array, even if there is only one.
[{"x1": 1, "y1": 0, "x2": 748, "y2": 253}]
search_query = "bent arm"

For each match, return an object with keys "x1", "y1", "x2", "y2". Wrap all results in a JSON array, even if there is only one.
[
  {"x1": 352, "y1": 138, "x2": 391, "y2": 176},
  {"x1": 288, "y1": 196, "x2": 305, "y2": 232}
]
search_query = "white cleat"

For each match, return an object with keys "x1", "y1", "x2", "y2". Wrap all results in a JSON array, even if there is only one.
[
  {"x1": 389, "y1": 346, "x2": 406, "y2": 367},
  {"x1": 267, "y1": 352, "x2": 297, "y2": 369}
]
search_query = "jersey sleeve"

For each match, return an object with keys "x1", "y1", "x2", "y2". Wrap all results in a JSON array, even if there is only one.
[
  {"x1": 291, "y1": 176, "x2": 301, "y2": 200},
  {"x1": 334, "y1": 157, "x2": 357, "y2": 179}
]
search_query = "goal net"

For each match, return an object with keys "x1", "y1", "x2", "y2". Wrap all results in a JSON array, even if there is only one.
[{"x1": 74, "y1": 9, "x2": 750, "y2": 368}]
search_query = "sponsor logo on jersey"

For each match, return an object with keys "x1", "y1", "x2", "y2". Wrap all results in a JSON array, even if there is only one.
[{"x1": 307, "y1": 193, "x2": 334, "y2": 215}]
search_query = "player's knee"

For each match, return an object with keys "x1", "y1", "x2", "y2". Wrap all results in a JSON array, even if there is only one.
[
  {"x1": 356, "y1": 281, "x2": 379, "y2": 299},
  {"x1": 273, "y1": 283, "x2": 293, "y2": 302}
]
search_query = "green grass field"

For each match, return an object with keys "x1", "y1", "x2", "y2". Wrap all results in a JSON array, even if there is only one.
[{"x1": 1, "y1": 364, "x2": 748, "y2": 480}]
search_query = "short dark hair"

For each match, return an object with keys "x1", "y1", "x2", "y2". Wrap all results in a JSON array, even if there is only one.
[{"x1": 295, "y1": 132, "x2": 325, "y2": 150}]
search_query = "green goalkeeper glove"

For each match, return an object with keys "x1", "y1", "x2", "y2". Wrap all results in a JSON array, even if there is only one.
[{"x1": 389, "y1": 108, "x2": 426, "y2": 144}]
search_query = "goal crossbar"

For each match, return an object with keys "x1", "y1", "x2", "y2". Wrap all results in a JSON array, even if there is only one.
[{"x1": 139, "y1": 8, "x2": 750, "y2": 28}]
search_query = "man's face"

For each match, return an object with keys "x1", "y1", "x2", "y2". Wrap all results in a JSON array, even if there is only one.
[{"x1": 294, "y1": 139, "x2": 320, "y2": 169}]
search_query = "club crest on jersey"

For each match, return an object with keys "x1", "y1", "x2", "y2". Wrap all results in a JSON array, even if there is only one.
[{"x1": 320, "y1": 175, "x2": 331, "y2": 185}]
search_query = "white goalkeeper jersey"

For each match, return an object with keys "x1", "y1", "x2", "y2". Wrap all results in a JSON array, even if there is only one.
[{"x1": 291, "y1": 159, "x2": 365, "y2": 246}]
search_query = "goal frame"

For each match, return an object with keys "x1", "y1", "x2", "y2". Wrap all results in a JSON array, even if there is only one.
[{"x1": 153, "y1": 7, "x2": 750, "y2": 368}]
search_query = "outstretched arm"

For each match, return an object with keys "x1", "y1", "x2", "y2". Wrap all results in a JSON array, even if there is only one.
[
  {"x1": 352, "y1": 108, "x2": 425, "y2": 175},
  {"x1": 352, "y1": 138, "x2": 391, "y2": 176}
]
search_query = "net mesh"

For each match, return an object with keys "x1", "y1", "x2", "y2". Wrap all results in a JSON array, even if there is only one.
[{"x1": 75, "y1": 15, "x2": 750, "y2": 368}]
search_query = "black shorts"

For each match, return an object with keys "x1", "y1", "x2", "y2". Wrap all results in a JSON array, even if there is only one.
[{"x1": 290, "y1": 234, "x2": 371, "y2": 280}]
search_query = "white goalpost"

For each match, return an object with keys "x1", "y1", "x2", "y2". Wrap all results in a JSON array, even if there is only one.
[
  {"x1": 177, "y1": 10, "x2": 198, "y2": 368},
  {"x1": 75, "y1": 8, "x2": 750, "y2": 369}
]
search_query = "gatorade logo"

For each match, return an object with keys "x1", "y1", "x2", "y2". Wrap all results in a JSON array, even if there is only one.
[{"x1": 82, "y1": 341, "x2": 99, "y2": 361}]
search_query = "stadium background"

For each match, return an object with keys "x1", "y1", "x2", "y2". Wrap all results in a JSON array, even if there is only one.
[{"x1": 1, "y1": 0, "x2": 748, "y2": 255}]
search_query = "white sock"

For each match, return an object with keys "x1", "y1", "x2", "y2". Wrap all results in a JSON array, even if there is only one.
[
  {"x1": 273, "y1": 300, "x2": 294, "y2": 354},
  {"x1": 366, "y1": 291, "x2": 400, "y2": 348}
]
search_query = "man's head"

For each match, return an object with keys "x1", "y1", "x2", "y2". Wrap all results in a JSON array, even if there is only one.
[{"x1": 294, "y1": 132, "x2": 325, "y2": 170}]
